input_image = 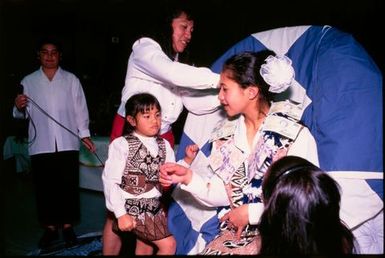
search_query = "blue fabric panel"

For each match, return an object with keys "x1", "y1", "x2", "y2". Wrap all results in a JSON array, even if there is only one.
[
  {"x1": 366, "y1": 179, "x2": 383, "y2": 200},
  {"x1": 298, "y1": 27, "x2": 383, "y2": 172},
  {"x1": 176, "y1": 131, "x2": 194, "y2": 161},
  {"x1": 200, "y1": 141, "x2": 213, "y2": 157},
  {"x1": 199, "y1": 214, "x2": 220, "y2": 244},
  {"x1": 167, "y1": 200, "x2": 199, "y2": 254},
  {"x1": 176, "y1": 131, "x2": 213, "y2": 161}
]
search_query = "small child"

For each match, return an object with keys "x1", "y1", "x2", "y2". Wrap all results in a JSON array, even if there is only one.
[{"x1": 102, "y1": 93, "x2": 198, "y2": 255}]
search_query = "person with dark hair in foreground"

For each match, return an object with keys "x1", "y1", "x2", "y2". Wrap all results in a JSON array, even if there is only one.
[{"x1": 258, "y1": 155, "x2": 356, "y2": 255}]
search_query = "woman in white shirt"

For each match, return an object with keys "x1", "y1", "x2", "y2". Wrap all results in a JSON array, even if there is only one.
[
  {"x1": 110, "y1": 4, "x2": 219, "y2": 145},
  {"x1": 104, "y1": 2, "x2": 220, "y2": 255}
]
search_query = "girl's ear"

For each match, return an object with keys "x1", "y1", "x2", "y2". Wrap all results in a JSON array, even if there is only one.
[
  {"x1": 126, "y1": 116, "x2": 136, "y2": 127},
  {"x1": 248, "y1": 86, "x2": 259, "y2": 99}
]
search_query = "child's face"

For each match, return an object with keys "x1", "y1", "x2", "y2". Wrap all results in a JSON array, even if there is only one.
[{"x1": 128, "y1": 105, "x2": 161, "y2": 137}]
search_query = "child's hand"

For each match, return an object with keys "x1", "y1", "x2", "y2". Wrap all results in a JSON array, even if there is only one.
[
  {"x1": 184, "y1": 144, "x2": 199, "y2": 165},
  {"x1": 159, "y1": 163, "x2": 174, "y2": 188},
  {"x1": 117, "y1": 214, "x2": 136, "y2": 231},
  {"x1": 160, "y1": 162, "x2": 193, "y2": 185}
]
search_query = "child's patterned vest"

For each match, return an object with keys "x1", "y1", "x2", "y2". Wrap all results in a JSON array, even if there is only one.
[{"x1": 119, "y1": 134, "x2": 166, "y2": 195}]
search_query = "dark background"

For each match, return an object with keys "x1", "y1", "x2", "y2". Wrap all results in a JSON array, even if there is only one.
[{"x1": 0, "y1": 0, "x2": 383, "y2": 142}]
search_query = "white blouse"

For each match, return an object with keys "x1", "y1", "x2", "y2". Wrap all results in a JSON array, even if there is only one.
[
  {"x1": 13, "y1": 67, "x2": 91, "y2": 156},
  {"x1": 118, "y1": 37, "x2": 220, "y2": 134}
]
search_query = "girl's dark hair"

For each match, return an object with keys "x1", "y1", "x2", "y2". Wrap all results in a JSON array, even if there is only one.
[
  {"x1": 141, "y1": 0, "x2": 194, "y2": 64},
  {"x1": 124, "y1": 93, "x2": 161, "y2": 133},
  {"x1": 222, "y1": 50, "x2": 276, "y2": 103},
  {"x1": 258, "y1": 155, "x2": 355, "y2": 255}
]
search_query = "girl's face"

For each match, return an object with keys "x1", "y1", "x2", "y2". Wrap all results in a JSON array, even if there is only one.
[
  {"x1": 127, "y1": 105, "x2": 161, "y2": 137},
  {"x1": 171, "y1": 12, "x2": 194, "y2": 53},
  {"x1": 218, "y1": 70, "x2": 251, "y2": 117}
]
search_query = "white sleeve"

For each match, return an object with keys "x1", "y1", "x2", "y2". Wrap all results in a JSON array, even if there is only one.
[
  {"x1": 72, "y1": 76, "x2": 91, "y2": 138},
  {"x1": 180, "y1": 171, "x2": 230, "y2": 207},
  {"x1": 177, "y1": 159, "x2": 190, "y2": 168},
  {"x1": 288, "y1": 126, "x2": 319, "y2": 166},
  {"x1": 248, "y1": 202, "x2": 265, "y2": 225},
  {"x1": 181, "y1": 88, "x2": 221, "y2": 115},
  {"x1": 102, "y1": 137, "x2": 129, "y2": 218},
  {"x1": 164, "y1": 139, "x2": 176, "y2": 163},
  {"x1": 132, "y1": 38, "x2": 219, "y2": 89}
]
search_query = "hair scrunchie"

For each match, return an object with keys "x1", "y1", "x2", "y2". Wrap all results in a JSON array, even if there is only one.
[{"x1": 260, "y1": 55, "x2": 295, "y2": 93}]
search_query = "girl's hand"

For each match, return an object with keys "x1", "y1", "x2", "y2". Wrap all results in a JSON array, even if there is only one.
[
  {"x1": 117, "y1": 214, "x2": 136, "y2": 231},
  {"x1": 160, "y1": 162, "x2": 193, "y2": 185},
  {"x1": 220, "y1": 204, "x2": 249, "y2": 239},
  {"x1": 184, "y1": 144, "x2": 199, "y2": 165},
  {"x1": 159, "y1": 164, "x2": 173, "y2": 188}
]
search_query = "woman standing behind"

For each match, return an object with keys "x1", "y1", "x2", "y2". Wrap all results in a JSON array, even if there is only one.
[
  {"x1": 104, "y1": 2, "x2": 220, "y2": 255},
  {"x1": 110, "y1": 2, "x2": 219, "y2": 145}
]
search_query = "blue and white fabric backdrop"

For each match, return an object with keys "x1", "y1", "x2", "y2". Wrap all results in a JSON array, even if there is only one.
[{"x1": 170, "y1": 25, "x2": 383, "y2": 254}]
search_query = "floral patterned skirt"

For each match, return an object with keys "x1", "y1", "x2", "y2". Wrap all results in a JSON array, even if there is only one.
[{"x1": 113, "y1": 197, "x2": 171, "y2": 241}]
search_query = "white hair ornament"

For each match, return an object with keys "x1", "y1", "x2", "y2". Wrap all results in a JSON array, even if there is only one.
[{"x1": 260, "y1": 55, "x2": 295, "y2": 93}]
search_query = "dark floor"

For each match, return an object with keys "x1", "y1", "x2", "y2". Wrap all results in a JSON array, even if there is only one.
[{"x1": 2, "y1": 159, "x2": 107, "y2": 256}]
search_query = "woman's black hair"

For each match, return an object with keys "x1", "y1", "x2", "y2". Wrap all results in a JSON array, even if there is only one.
[
  {"x1": 222, "y1": 50, "x2": 276, "y2": 103},
  {"x1": 258, "y1": 156, "x2": 356, "y2": 255},
  {"x1": 140, "y1": 0, "x2": 194, "y2": 64},
  {"x1": 124, "y1": 93, "x2": 161, "y2": 134}
]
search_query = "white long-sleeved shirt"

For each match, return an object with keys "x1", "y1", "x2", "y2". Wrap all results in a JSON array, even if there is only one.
[
  {"x1": 118, "y1": 37, "x2": 220, "y2": 134},
  {"x1": 102, "y1": 132, "x2": 188, "y2": 218},
  {"x1": 13, "y1": 67, "x2": 91, "y2": 156},
  {"x1": 179, "y1": 115, "x2": 319, "y2": 224}
]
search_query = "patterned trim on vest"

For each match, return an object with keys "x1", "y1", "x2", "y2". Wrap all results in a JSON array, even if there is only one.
[
  {"x1": 211, "y1": 101, "x2": 304, "y2": 207},
  {"x1": 215, "y1": 112, "x2": 303, "y2": 236},
  {"x1": 120, "y1": 134, "x2": 166, "y2": 195}
]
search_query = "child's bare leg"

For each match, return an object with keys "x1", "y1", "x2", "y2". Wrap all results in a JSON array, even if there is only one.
[
  {"x1": 153, "y1": 235, "x2": 176, "y2": 255},
  {"x1": 102, "y1": 211, "x2": 122, "y2": 255},
  {"x1": 135, "y1": 238, "x2": 154, "y2": 255}
]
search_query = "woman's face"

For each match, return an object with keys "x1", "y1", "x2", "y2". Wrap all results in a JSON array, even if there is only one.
[
  {"x1": 171, "y1": 12, "x2": 194, "y2": 53},
  {"x1": 218, "y1": 70, "x2": 250, "y2": 117}
]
